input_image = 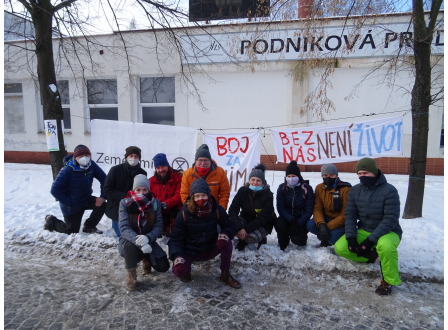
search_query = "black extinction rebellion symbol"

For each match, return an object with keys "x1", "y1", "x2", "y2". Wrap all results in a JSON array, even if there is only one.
[{"x1": 172, "y1": 157, "x2": 189, "y2": 171}]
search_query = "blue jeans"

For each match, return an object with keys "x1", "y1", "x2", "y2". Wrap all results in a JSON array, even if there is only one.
[
  {"x1": 306, "y1": 217, "x2": 345, "y2": 246},
  {"x1": 112, "y1": 220, "x2": 121, "y2": 237}
]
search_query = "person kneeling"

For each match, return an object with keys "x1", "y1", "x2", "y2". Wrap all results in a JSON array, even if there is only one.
[
  {"x1": 168, "y1": 179, "x2": 241, "y2": 288},
  {"x1": 117, "y1": 174, "x2": 170, "y2": 291}
]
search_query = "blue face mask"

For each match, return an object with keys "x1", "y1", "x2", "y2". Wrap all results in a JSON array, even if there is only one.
[{"x1": 249, "y1": 185, "x2": 263, "y2": 191}]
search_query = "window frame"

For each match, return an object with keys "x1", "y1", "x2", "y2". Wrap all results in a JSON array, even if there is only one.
[{"x1": 4, "y1": 82, "x2": 26, "y2": 134}]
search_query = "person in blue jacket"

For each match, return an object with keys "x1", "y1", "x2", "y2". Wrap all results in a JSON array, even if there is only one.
[
  {"x1": 274, "y1": 160, "x2": 315, "y2": 250},
  {"x1": 44, "y1": 145, "x2": 107, "y2": 235}
]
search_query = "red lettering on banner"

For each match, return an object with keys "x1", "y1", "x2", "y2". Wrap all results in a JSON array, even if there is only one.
[
  {"x1": 240, "y1": 136, "x2": 249, "y2": 153},
  {"x1": 303, "y1": 131, "x2": 315, "y2": 145},
  {"x1": 217, "y1": 137, "x2": 227, "y2": 156},
  {"x1": 317, "y1": 133, "x2": 329, "y2": 159},
  {"x1": 295, "y1": 146, "x2": 305, "y2": 163},
  {"x1": 283, "y1": 147, "x2": 293, "y2": 162},
  {"x1": 307, "y1": 148, "x2": 316, "y2": 162},
  {"x1": 329, "y1": 132, "x2": 336, "y2": 159},
  {"x1": 291, "y1": 132, "x2": 300, "y2": 146},
  {"x1": 228, "y1": 137, "x2": 240, "y2": 154},
  {"x1": 279, "y1": 132, "x2": 290, "y2": 145}
]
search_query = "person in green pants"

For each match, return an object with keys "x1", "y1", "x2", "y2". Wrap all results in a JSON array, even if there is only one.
[{"x1": 334, "y1": 157, "x2": 402, "y2": 296}]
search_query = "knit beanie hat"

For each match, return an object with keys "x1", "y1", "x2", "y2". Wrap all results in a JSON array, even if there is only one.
[
  {"x1": 195, "y1": 144, "x2": 212, "y2": 161},
  {"x1": 153, "y1": 153, "x2": 170, "y2": 168},
  {"x1": 355, "y1": 157, "x2": 378, "y2": 175},
  {"x1": 125, "y1": 146, "x2": 142, "y2": 159},
  {"x1": 133, "y1": 174, "x2": 150, "y2": 190},
  {"x1": 73, "y1": 145, "x2": 91, "y2": 158},
  {"x1": 189, "y1": 179, "x2": 211, "y2": 196},
  {"x1": 285, "y1": 160, "x2": 301, "y2": 177},
  {"x1": 249, "y1": 163, "x2": 267, "y2": 185},
  {"x1": 321, "y1": 163, "x2": 338, "y2": 177}
]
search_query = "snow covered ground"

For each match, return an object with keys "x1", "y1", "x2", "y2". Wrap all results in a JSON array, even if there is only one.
[{"x1": 4, "y1": 163, "x2": 444, "y2": 283}]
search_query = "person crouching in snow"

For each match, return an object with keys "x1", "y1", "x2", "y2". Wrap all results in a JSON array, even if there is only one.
[
  {"x1": 118, "y1": 174, "x2": 170, "y2": 291},
  {"x1": 168, "y1": 179, "x2": 241, "y2": 288},
  {"x1": 334, "y1": 158, "x2": 402, "y2": 296},
  {"x1": 228, "y1": 163, "x2": 276, "y2": 251}
]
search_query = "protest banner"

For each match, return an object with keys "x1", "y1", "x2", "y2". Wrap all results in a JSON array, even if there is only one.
[
  {"x1": 271, "y1": 116, "x2": 403, "y2": 164},
  {"x1": 204, "y1": 131, "x2": 260, "y2": 197}
]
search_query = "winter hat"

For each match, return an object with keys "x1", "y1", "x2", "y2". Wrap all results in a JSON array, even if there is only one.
[
  {"x1": 133, "y1": 174, "x2": 150, "y2": 190},
  {"x1": 125, "y1": 146, "x2": 142, "y2": 159},
  {"x1": 355, "y1": 157, "x2": 378, "y2": 175},
  {"x1": 285, "y1": 160, "x2": 301, "y2": 177},
  {"x1": 153, "y1": 153, "x2": 170, "y2": 168},
  {"x1": 73, "y1": 145, "x2": 91, "y2": 158},
  {"x1": 195, "y1": 144, "x2": 212, "y2": 161},
  {"x1": 189, "y1": 179, "x2": 211, "y2": 196},
  {"x1": 321, "y1": 163, "x2": 338, "y2": 177},
  {"x1": 249, "y1": 163, "x2": 267, "y2": 185}
]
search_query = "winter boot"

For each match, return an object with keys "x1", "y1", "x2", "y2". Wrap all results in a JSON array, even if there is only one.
[
  {"x1": 179, "y1": 273, "x2": 191, "y2": 283},
  {"x1": 236, "y1": 239, "x2": 248, "y2": 251},
  {"x1": 126, "y1": 268, "x2": 137, "y2": 291},
  {"x1": 375, "y1": 279, "x2": 392, "y2": 296},
  {"x1": 219, "y1": 270, "x2": 241, "y2": 289},
  {"x1": 142, "y1": 259, "x2": 152, "y2": 275},
  {"x1": 82, "y1": 225, "x2": 103, "y2": 234},
  {"x1": 44, "y1": 215, "x2": 55, "y2": 232},
  {"x1": 257, "y1": 237, "x2": 267, "y2": 250}
]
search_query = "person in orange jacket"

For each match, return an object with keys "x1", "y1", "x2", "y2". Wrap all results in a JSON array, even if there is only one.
[{"x1": 181, "y1": 144, "x2": 230, "y2": 210}]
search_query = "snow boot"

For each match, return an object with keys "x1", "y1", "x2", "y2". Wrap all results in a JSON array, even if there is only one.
[
  {"x1": 44, "y1": 215, "x2": 55, "y2": 232},
  {"x1": 126, "y1": 268, "x2": 137, "y2": 291},
  {"x1": 219, "y1": 270, "x2": 241, "y2": 289},
  {"x1": 82, "y1": 225, "x2": 103, "y2": 234},
  {"x1": 179, "y1": 272, "x2": 191, "y2": 283},
  {"x1": 375, "y1": 279, "x2": 392, "y2": 296},
  {"x1": 142, "y1": 259, "x2": 152, "y2": 275},
  {"x1": 236, "y1": 239, "x2": 248, "y2": 251}
]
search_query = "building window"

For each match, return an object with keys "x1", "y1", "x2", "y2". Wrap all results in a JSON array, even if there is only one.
[
  {"x1": 4, "y1": 82, "x2": 25, "y2": 134},
  {"x1": 87, "y1": 79, "x2": 118, "y2": 131},
  {"x1": 441, "y1": 112, "x2": 444, "y2": 148},
  {"x1": 58, "y1": 80, "x2": 71, "y2": 129},
  {"x1": 140, "y1": 77, "x2": 175, "y2": 126}
]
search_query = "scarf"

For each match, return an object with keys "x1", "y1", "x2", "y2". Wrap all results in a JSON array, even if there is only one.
[
  {"x1": 196, "y1": 166, "x2": 210, "y2": 178},
  {"x1": 125, "y1": 191, "x2": 154, "y2": 234},
  {"x1": 195, "y1": 198, "x2": 213, "y2": 218}
]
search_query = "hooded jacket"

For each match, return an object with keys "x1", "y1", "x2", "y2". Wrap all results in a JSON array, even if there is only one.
[
  {"x1": 228, "y1": 183, "x2": 276, "y2": 234},
  {"x1": 149, "y1": 167, "x2": 183, "y2": 216},
  {"x1": 180, "y1": 160, "x2": 230, "y2": 210},
  {"x1": 276, "y1": 180, "x2": 315, "y2": 226},
  {"x1": 345, "y1": 170, "x2": 402, "y2": 243},
  {"x1": 50, "y1": 154, "x2": 106, "y2": 216}
]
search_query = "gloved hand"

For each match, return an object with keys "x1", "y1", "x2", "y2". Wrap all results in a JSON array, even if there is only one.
[
  {"x1": 216, "y1": 233, "x2": 229, "y2": 249},
  {"x1": 290, "y1": 218, "x2": 301, "y2": 237},
  {"x1": 347, "y1": 238, "x2": 359, "y2": 254},
  {"x1": 173, "y1": 256, "x2": 186, "y2": 277},
  {"x1": 161, "y1": 202, "x2": 167, "y2": 209},
  {"x1": 317, "y1": 223, "x2": 331, "y2": 242},
  {"x1": 357, "y1": 238, "x2": 375, "y2": 258},
  {"x1": 140, "y1": 244, "x2": 152, "y2": 254},
  {"x1": 136, "y1": 235, "x2": 150, "y2": 247}
]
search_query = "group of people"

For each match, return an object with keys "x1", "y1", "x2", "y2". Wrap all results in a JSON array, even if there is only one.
[{"x1": 45, "y1": 143, "x2": 402, "y2": 296}]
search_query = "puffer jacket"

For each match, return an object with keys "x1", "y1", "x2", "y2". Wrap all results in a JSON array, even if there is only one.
[
  {"x1": 345, "y1": 170, "x2": 402, "y2": 243},
  {"x1": 50, "y1": 154, "x2": 106, "y2": 216},
  {"x1": 168, "y1": 195, "x2": 238, "y2": 260},
  {"x1": 180, "y1": 160, "x2": 230, "y2": 210},
  {"x1": 276, "y1": 180, "x2": 315, "y2": 226},
  {"x1": 228, "y1": 183, "x2": 276, "y2": 234},
  {"x1": 149, "y1": 168, "x2": 183, "y2": 215},
  {"x1": 313, "y1": 180, "x2": 351, "y2": 230}
]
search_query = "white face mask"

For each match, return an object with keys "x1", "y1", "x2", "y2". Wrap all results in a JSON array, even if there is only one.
[
  {"x1": 136, "y1": 194, "x2": 145, "y2": 199},
  {"x1": 78, "y1": 156, "x2": 91, "y2": 166},
  {"x1": 286, "y1": 176, "x2": 300, "y2": 186},
  {"x1": 127, "y1": 158, "x2": 139, "y2": 167}
]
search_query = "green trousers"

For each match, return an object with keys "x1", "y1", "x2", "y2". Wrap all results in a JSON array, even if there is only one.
[{"x1": 334, "y1": 229, "x2": 401, "y2": 286}]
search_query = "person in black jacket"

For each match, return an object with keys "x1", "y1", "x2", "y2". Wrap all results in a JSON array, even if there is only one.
[
  {"x1": 228, "y1": 163, "x2": 276, "y2": 251},
  {"x1": 168, "y1": 179, "x2": 241, "y2": 289},
  {"x1": 104, "y1": 146, "x2": 147, "y2": 237},
  {"x1": 274, "y1": 160, "x2": 315, "y2": 250}
]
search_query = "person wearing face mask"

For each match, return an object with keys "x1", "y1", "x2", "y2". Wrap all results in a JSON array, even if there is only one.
[
  {"x1": 306, "y1": 164, "x2": 352, "y2": 247},
  {"x1": 168, "y1": 179, "x2": 240, "y2": 288},
  {"x1": 149, "y1": 153, "x2": 183, "y2": 236},
  {"x1": 228, "y1": 163, "x2": 276, "y2": 251},
  {"x1": 118, "y1": 174, "x2": 169, "y2": 291},
  {"x1": 180, "y1": 144, "x2": 231, "y2": 210},
  {"x1": 45, "y1": 145, "x2": 107, "y2": 235},
  {"x1": 334, "y1": 158, "x2": 402, "y2": 296},
  {"x1": 104, "y1": 146, "x2": 147, "y2": 237},
  {"x1": 274, "y1": 160, "x2": 315, "y2": 251}
]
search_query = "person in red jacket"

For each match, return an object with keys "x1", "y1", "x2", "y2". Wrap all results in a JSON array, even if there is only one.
[{"x1": 149, "y1": 153, "x2": 183, "y2": 236}]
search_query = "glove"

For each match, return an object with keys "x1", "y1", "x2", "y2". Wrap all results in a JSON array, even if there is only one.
[
  {"x1": 290, "y1": 218, "x2": 301, "y2": 237},
  {"x1": 161, "y1": 202, "x2": 167, "y2": 209},
  {"x1": 347, "y1": 238, "x2": 359, "y2": 254},
  {"x1": 173, "y1": 256, "x2": 186, "y2": 277},
  {"x1": 317, "y1": 223, "x2": 331, "y2": 242},
  {"x1": 135, "y1": 235, "x2": 150, "y2": 247},
  {"x1": 357, "y1": 238, "x2": 375, "y2": 258},
  {"x1": 140, "y1": 244, "x2": 152, "y2": 254},
  {"x1": 216, "y1": 233, "x2": 229, "y2": 249}
]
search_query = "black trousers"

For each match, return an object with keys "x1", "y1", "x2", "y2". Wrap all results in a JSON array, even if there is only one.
[
  {"x1": 274, "y1": 216, "x2": 308, "y2": 250},
  {"x1": 53, "y1": 196, "x2": 106, "y2": 235},
  {"x1": 124, "y1": 241, "x2": 170, "y2": 272}
]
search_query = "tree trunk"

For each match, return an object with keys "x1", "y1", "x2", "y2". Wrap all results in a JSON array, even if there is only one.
[{"x1": 31, "y1": 3, "x2": 67, "y2": 180}]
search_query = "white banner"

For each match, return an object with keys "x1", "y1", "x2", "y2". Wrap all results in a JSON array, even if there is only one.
[
  {"x1": 271, "y1": 116, "x2": 403, "y2": 165},
  {"x1": 45, "y1": 119, "x2": 59, "y2": 151},
  {"x1": 204, "y1": 131, "x2": 260, "y2": 197},
  {"x1": 91, "y1": 120, "x2": 198, "y2": 175}
]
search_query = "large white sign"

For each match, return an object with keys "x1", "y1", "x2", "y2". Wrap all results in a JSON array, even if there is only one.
[
  {"x1": 91, "y1": 120, "x2": 198, "y2": 175},
  {"x1": 180, "y1": 22, "x2": 444, "y2": 64},
  {"x1": 271, "y1": 116, "x2": 403, "y2": 165},
  {"x1": 204, "y1": 131, "x2": 260, "y2": 197}
]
